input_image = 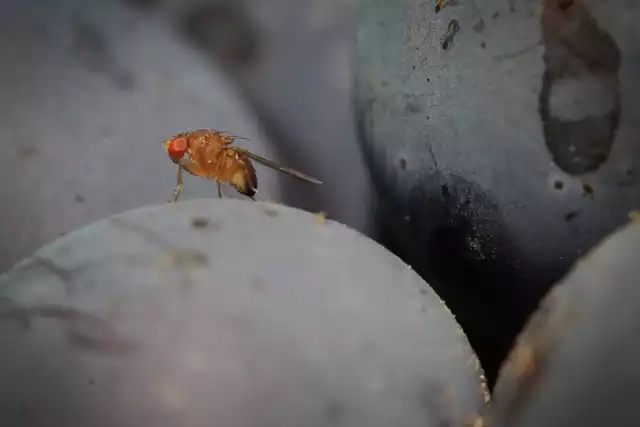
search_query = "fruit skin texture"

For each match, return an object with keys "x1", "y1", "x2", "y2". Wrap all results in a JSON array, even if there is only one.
[{"x1": 0, "y1": 199, "x2": 488, "y2": 427}]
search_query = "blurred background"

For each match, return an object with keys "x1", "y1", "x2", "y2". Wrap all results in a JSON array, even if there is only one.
[
  {"x1": 0, "y1": 0, "x2": 369, "y2": 274},
  {"x1": 1, "y1": 0, "x2": 638, "y2": 387}
]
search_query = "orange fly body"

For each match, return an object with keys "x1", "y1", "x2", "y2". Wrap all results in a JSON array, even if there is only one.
[{"x1": 162, "y1": 129, "x2": 322, "y2": 202}]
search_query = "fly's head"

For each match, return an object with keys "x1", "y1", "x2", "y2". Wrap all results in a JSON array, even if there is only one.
[{"x1": 163, "y1": 136, "x2": 188, "y2": 164}]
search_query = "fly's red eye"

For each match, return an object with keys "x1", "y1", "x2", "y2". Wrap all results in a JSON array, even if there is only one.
[{"x1": 168, "y1": 137, "x2": 187, "y2": 162}]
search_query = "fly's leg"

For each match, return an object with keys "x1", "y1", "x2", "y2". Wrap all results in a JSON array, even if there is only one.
[
  {"x1": 171, "y1": 159, "x2": 206, "y2": 202},
  {"x1": 216, "y1": 180, "x2": 224, "y2": 198},
  {"x1": 169, "y1": 167, "x2": 183, "y2": 203}
]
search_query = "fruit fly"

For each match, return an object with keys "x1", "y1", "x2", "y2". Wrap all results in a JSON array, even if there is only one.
[{"x1": 162, "y1": 129, "x2": 322, "y2": 202}]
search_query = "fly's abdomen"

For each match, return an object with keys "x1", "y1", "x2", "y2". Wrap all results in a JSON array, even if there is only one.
[{"x1": 230, "y1": 160, "x2": 258, "y2": 198}]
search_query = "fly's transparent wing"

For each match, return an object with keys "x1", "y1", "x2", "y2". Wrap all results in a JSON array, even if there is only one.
[{"x1": 233, "y1": 148, "x2": 322, "y2": 185}]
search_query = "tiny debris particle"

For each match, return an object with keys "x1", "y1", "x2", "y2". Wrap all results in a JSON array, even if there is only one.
[
  {"x1": 315, "y1": 211, "x2": 327, "y2": 225},
  {"x1": 564, "y1": 211, "x2": 579, "y2": 222},
  {"x1": 435, "y1": 0, "x2": 458, "y2": 13},
  {"x1": 473, "y1": 18, "x2": 485, "y2": 34},
  {"x1": 263, "y1": 206, "x2": 279, "y2": 217},
  {"x1": 191, "y1": 217, "x2": 209, "y2": 229},
  {"x1": 512, "y1": 343, "x2": 536, "y2": 380},
  {"x1": 399, "y1": 157, "x2": 408, "y2": 170},
  {"x1": 159, "y1": 249, "x2": 208, "y2": 269},
  {"x1": 74, "y1": 194, "x2": 86, "y2": 203},
  {"x1": 553, "y1": 180, "x2": 564, "y2": 190},
  {"x1": 582, "y1": 182, "x2": 594, "y2": 196}
]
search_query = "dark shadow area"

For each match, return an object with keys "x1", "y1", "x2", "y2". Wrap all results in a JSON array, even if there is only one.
[
  {"x1": 357, "y1": 99, "x2": 556, "y2": 388},
  {"x1": 371, "y1": 174, "x2": 547, "y2": 388}
]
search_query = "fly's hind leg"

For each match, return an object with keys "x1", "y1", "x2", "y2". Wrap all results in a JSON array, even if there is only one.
[
  {"x1": 169, "y1": 166, "x2": 184, "y2": 203},
  {"x1": 216, "y1": 180, "x2": 224, "y2": 198}
]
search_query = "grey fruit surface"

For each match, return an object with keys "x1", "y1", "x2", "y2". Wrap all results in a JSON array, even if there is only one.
[{"x1": 0, "y1": 199, "x2": 488, "y2": 427}]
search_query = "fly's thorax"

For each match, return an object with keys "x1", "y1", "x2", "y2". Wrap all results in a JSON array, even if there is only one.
[{"x1": 189, "y1": 145, "x2": 227, "y2": 176}]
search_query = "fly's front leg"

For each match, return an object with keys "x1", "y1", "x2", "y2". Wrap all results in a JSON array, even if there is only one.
[
  {"x1": 171, "y1": 159, "x2": 206, "y2": 202},
  {"x1": 169, "y1": 166, "x2": 183, "y2": 203}
]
